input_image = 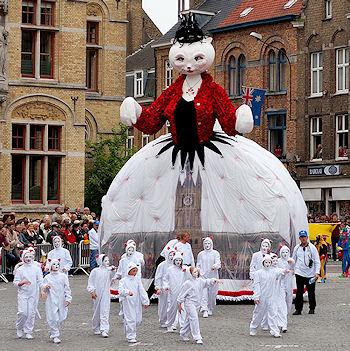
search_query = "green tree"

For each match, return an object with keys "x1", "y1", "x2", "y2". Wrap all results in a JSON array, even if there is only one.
[{"x1": 85, "y1": 124, "x2": 134, "y2": 214}]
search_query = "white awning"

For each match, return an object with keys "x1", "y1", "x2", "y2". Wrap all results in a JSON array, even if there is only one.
[
  {"x1": 332, "y1": 187, "x2": 350, "y2": 201},
  {"x1": 301, "y1": 188, "x2": 322, "y2": 201}
]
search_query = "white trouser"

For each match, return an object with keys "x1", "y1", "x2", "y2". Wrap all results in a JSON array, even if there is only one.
[
  {"x1": 276, "y1": 292, "x2": 288, "y2": 329},
  {"x1": 158, "y1": 292, "x2": 167, "y2": 326},
  {"x1": 286, "y1": 290, "x2": 293, "y2": 314},
  {"x1": 92, "y1": 300, "x2": 110, "y2": 333},
  {"x1": 180, "y1": 303, "x2": 202, "y2": 341},
  {"x1": 48, "y1": 319, "x2": 60, "y2": 338},
  {"x1": 201, "y1": 285, "x2": 218, "y2": 313},
  {"x1": 16, "y1": 298, "x2": 36, "y2": 334},
  {"x1": 250, "y1": 299, "x2": 279, "y2": 335},
  {"x1": 124, "y1": 319, "x2": 137, "y2": 341}
]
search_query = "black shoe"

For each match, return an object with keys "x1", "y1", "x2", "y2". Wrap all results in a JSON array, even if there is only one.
[
  {"x1": 292, "y1": 310, "x2": 301, "y2": 315},
  {"x1": 309, "y1": 309, "x2": 315, "y2": 314}
]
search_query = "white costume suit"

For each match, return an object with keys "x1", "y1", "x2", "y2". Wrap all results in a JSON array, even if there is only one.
[
  {"x1": 14, "y1": 255, "x2": 43, "y2": 335},
  {"x1": 196, "y1": 237, "x2": 221, "y2": 314},
  {"x1": 249, "y1": 239, "x2": 271, "y2": 280},
  {"x1": 116, "y1": 245, "x2": 143, "y2": 279},
  {"x1": 87, "y1": 256, "x2": 115, "y2": 334},
  {"x1": 163, "y1": 252, "x2": 189, "y2": 329},
  {"x1": 118, "y1": 263, "x2": 149, "y2": 341},
  {"x1": 177, "y1": 276, "x2": 217, "y2": 341},
  {"x1": 276, "y1": 246, "x2": 295, "y2": 329},
  {"x1": 46, "y1": 237, "x2": 73, "y2": 274},
  {"x1": 154, "y1": 248, "x2": 175, "y2": 327},
  {"x1": 250, "y1": 255, "x2": 286, "y2": 337},
  {"x1": 42, "y1": 265, "x2": 72, "y2": 338}
]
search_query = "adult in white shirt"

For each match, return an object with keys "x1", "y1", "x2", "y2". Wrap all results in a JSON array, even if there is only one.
[
  {"x1": 173, "y1": 232, "x2": 195, "y2": 267},
  {"x1": 292, "y1": 230, "x2": 320, "y2": 315},
  {"x1": 89, "y1": 220, "x2": 100, "y2": 271}
]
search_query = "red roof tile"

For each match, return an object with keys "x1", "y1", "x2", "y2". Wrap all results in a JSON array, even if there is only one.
[{"x1": 219, "y1": 0, "x2": 303, "y2": 29}]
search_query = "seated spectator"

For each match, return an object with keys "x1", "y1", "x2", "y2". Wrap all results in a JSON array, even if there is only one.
[
  {"x1": 75, "y1": 207, "x2": 82, "y2": 220},
  {"x1": 52, "y1": 206, "x2": 63, "y2": 224},
  {"x1": 39, "y1": 218, "x2": 51, "y2": 242},
  {"x1": 62, "y1": 206, "x2": 71, "y2": 222},
  {"x1": 80, "y1": 221, "x2": 89, "y2": 241},
  {"x1": 19, "y1": 222, "x2": 43, "y2": 247},
  {"x1": 46, "y1": 222, "x2": 65, "y2": 245},
  {"x1": 1, "y1": 227, "x2": 20, "y2": 268},
  {"x1": 63, "y1": 223, "x2": 77, "y2": 244},
  {"x1": 82, "y1": 207, "x2": 93, "y2": 222},
  {"x1": 72, "y1": 222, "x2": 83, "y2": 242}
]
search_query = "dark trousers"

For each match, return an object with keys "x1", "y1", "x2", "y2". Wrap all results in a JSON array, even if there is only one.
[
  {"x1": 295, "y1": 274, "x2": 316, "y2": 312},
  {"x1": 331, "y1": 237, "x2": 338, "y2": 260},
  {"x1": 90, "y1": 249, "x2": 98, "y2": 271}
]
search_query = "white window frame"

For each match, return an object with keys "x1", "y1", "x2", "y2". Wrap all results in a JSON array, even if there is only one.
[
  {"x1": 142, "y1": 133, "x2": 149, "y2": 147},
  {"x1": 336, "y1": 114, "x2": 349, "y2": 160},
  {"x1": 325, "y1": 0, "x2": 332, "y2": 19},
  {"x1": 126, "y1": 127, "x2": 134, "y2": 151},
  {"x1": 336, "y1": 48, "x2": 349, "y2": 94},
  {"x1": 310, "y1": 52, "x2": 323, "y2": 97},
  {"x1": 310, "y1": 117, "x2": 323, "y2": 161},
  {"x1": 165, "y1": 60, "x2": 173, "y2": 89},
  {"x1": 134, "y1": 70, "x2": 144, "y2": 98}
]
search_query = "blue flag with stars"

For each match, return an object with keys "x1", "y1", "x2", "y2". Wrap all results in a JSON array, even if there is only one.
[{"x1": 241, "y1": 86, "x2": 266, "y2": 126}]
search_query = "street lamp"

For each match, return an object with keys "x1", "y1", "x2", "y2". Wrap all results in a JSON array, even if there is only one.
[{"x1": 249, "y1": 31, "x2": 292, "y2": 121}]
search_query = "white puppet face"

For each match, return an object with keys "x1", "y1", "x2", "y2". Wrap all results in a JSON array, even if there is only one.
[
  {"x1": 126, "y1": 246, "x2": 135, "y2": 257},
  {"x1": 23, "y1": 252, "x2": 34, "y2": 264},
  {"x1": 102, "y1": 256, "x2": 110, "y2": 267},
  {"x1": 271, "y1": 254, "x2": 278, "y2": 267},
  {"x1": 203, "y1": 239, "x2": 213, "y2": 251},
  {"x1": 260, "y1": 240, "x2": 271, "y2": 254},
  {"x1": 168, "y1": 251, "x2": 175, "y2": 262},
  {"x1": 127, "y1": 240, "x2": 137, "y2": 248},
  {"x1": 169, "y1": 37, "x2": 215, "y2": 76},
  {"x1": 263, "y1": 258, "x2": 272, "y2": 268},
  {"x1": 280, "y1": 247, "x2": 290, "y2": 260},
  {"x1": 174, "y1": 258, "x2": 183, "y2": 267},
  {"x1": 191, "y1": 268, "x2": 199, "y2": 278},
  {"x1": 51, "y1": 260, "x2": 60, "y2": 272},
  {"x1": 53, "y1": 236, "x2": 62, "y2": 249}
]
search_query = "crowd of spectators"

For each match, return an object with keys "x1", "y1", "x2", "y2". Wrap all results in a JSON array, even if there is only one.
[{"x1": 0, "y1": 207, "x2": 99, "y2": 270}]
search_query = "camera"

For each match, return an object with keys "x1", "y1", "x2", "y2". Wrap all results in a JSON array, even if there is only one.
[{"x1": 308, "y1": 259, "x2": 313, "y2": 268}]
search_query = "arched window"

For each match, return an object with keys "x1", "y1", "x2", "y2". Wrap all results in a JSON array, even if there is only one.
[
  {"x1": 268, "y1": 50, "x2": 277, "y2": 92},
  {"x1": 228, "y1": 56, "x2": 236, "y2": 96},
  {"x1": 237, "y1": 54, "x2": 246, "y2": 96},
  {"x1": 278, "y1": 50, "x2": 287, "y2": 91}
]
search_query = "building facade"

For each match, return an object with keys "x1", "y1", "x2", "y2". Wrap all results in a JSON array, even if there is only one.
[
  {"x1": 0, "y1": 0, "x2": 129, "y2": 217},
  {"x1": 295, "y1": 0, "x2": 350, "y2": 216}
]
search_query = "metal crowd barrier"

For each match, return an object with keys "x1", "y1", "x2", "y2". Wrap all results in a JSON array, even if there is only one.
[{"x1": 0, "y1": 241, "x2": 91, "y2": 283}]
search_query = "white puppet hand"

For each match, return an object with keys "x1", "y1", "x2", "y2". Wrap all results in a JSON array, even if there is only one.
[
  {"x1": 235, "y1": 104, "x2": 254, "y2": 134},
  {"x1": 120, "y1": 97, "x2": 142, "y2": 126}
]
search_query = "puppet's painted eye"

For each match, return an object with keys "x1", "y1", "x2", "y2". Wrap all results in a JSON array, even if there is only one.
[
  {"x1": 195, "y1": 56, "x2": 203, "y2": 61},
  {"x1": 176, "y1": 56, "x2": 184, "y2": 62}
]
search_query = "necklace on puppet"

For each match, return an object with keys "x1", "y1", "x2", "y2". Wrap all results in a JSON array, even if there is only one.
[{"x1": 185, "y1": 77, "x2": 202, "y2": 96}]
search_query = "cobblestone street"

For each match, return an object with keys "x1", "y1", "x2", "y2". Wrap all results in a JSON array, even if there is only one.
[{"x1": 0, "y1": 264, "x2": 348, "y2": 351}]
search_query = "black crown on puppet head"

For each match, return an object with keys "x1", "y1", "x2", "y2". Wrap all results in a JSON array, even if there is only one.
[{"x1": 174, "y1": 12, "x2": 206, "y2": 44}]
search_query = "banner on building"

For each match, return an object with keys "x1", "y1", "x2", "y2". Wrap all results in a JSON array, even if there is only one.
[{"x1": 241, "y1": 86, "x2": 266, "y2": 126}]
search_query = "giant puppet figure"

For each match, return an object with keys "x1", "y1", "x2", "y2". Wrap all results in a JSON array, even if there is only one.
[{"x1": 99, "y1": 13, "x2": 308, "y2": 299}]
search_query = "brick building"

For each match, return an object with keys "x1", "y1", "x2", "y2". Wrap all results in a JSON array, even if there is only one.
[
  {"x1": 295, "y1": 0, "x2": 350, "y2": 216},
  {"x1": 0, "y1": 0, "x2": 156, "y2": 218}
]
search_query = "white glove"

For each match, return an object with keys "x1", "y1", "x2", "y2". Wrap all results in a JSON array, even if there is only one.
[
  {"x1": 120, "y1": 97, "x2": 142, "y2": 126},
  {"x1": 235, "y1": 104, "x2": 254, "y2": 134}
]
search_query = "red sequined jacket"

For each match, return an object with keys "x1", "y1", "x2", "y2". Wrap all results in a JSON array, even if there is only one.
[{"x1": 133, "y1": 73, "x2": 238, "y2": 144}]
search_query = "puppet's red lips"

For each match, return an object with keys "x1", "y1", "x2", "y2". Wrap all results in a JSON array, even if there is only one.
[{"x1": 187, "y1": 69, "x2": 194, "y2": 73}]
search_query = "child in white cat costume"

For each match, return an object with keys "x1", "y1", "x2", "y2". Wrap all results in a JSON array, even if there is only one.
[
  {"x1": 45, "y1": 236, "x2": 73, "y2": 275},
  {"x1": 249, "y1": 254, "x2": 289, "y2": 338},
  {"x1": 42, "y1": 258, "x2": 72, "y2": 344},
  {"x1": 177, "y1": 267, "x2": 220, "y2": 344},
  {"x1": 14, "y1": 249, "x2": 43, "y2": 340},
  {"x1": 118, "y1": 262, "x2": 149, "y2": 343},
  {"x1": 155, "y1": 246, "x2": 176, "y2": 328},
  {"x1": 87, "y1": 254, "x2": 116, "y2": 337},
  {"x1": 196, "y1": 237, "x2": 221, "y2": 317}
]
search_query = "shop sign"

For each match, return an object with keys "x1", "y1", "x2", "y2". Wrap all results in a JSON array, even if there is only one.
[{"x1": 307, "y1": 165, "x2": 340, "y2": 176}]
